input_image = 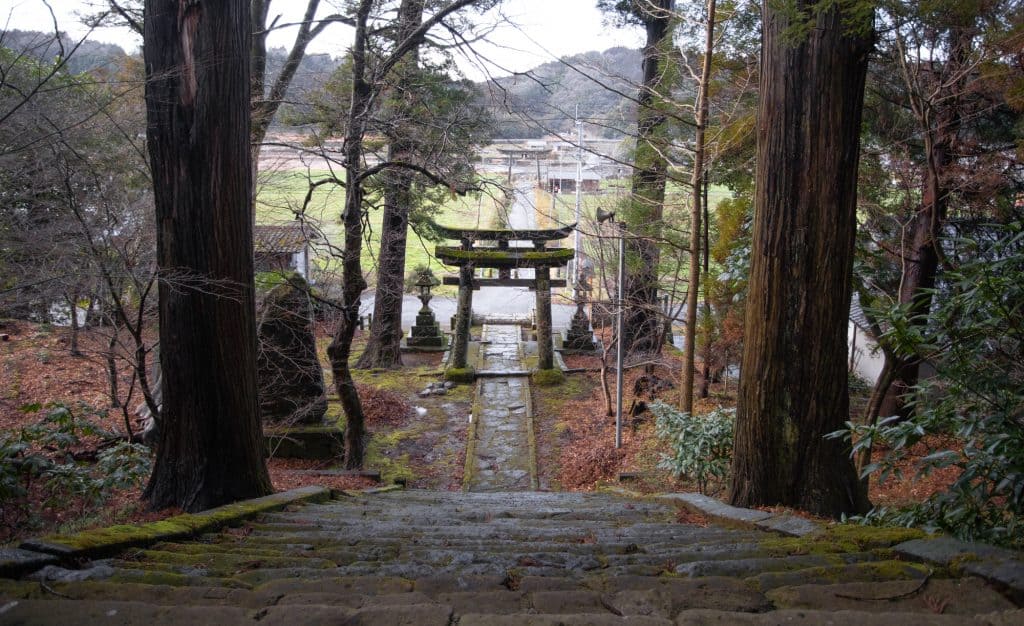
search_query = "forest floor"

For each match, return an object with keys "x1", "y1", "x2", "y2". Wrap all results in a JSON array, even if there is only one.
[{"x1": 0, "y1": 319, "x2": 957, "y2": 546}]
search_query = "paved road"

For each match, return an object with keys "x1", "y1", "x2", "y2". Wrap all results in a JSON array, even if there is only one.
[{"x1": 359, "y1": 290, "x2": 576, "y2": 332}]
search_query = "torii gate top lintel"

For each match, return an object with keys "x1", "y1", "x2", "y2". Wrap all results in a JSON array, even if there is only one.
[
  {"x1": 430, "y1": 222, "x2": 576, "y2": 244},
  {"x1": 433, "y1": 221, "x2": 575, "y2": 373}
]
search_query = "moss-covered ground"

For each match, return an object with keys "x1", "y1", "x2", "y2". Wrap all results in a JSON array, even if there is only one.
[{"x1": 311, "y1": 330, "x2": 470, "y2": 489}]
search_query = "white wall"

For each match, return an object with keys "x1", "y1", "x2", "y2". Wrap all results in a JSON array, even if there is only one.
[{"x1": 849, "y1": 322, "x2": 885, "y2": 384}]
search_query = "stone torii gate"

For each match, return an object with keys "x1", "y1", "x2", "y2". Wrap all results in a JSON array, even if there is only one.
[{"x1": 433, "y1": 222, "x2": 575, "y2": 375}]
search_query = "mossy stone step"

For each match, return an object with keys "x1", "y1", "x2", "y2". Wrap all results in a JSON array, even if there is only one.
[
  {"x1": 767, "y1": 577, "x2": 1017, "y2": 615},
  {"x1": 746, "y1": 560, "x2": 934, "y2": 591},
  {"x1": 4, "y1": 490, "x2": 1021, "y2": 624},
  {"x1": 674, "y1": 552, "x2": 875, "y2": 578}
]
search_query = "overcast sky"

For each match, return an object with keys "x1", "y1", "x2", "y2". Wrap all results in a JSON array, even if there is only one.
[{"x1": 0, "y1": 0, "x2": 643, "y2": 79}]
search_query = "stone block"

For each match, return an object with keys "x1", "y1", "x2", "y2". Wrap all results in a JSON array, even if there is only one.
[
  {"x1": 265, "y1": 426, "x2": 343, "y2": 460},
  {"x1": 0, "y1": 548, "x2": 57, "y2": 578},
  {"x1": 660, "y1": 493, "x2": 772, "y2": 526},
  {"x1": 754, "y1": 515, "x2": 822, "y2": 538}
]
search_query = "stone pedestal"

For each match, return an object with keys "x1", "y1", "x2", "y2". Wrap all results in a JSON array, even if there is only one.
[
  {"x1": 264, "y1": 426, "x2": 343, "y2": 460},
  {"x1": 564, "y1": 303, "x2": 597, "y2": 351},
  {"x1": 407, "y1": 307, "x2": 445, "y2": 348}
]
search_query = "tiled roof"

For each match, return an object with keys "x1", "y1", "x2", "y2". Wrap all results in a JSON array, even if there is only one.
[{"x1": 254, "y1": 224, "x2": 317, "y2": 254}]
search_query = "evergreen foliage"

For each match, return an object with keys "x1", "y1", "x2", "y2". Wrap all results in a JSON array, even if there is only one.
[
  {"x1": 651, "y1": 402, "x2": 734, "y2": 495},
  {"x1": 0, "y1": 403, "x2": 151, "y2": 540},
  {"x1": 833, "y1": 221, "x2": 1024, "y2": 548}
]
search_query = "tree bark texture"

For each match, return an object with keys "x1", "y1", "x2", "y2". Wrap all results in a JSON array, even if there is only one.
[
  {"x1": 874, "y1": 28, "x2": 969, "y2": 419},
  {"x1": 143, "y1": 0, "x2": 272, "y2": 512},
  {"x1": 326, "y1": 0, "x2": 374, "y2": 470},
  {"x1": 622, "y1": 0, "x2": 674, "y2": 358},
  {"x1": 729, "y1": 1, "x2": 872, "y2": 518},
  {"x1": 535, "y1": 266, "x2": 553, "y2": 370},
  {"x1": 356, "y1": 0, "x2": 425, "y2": 370},
  {"x1": 451, "y1": 263, "x2": 474, "y2": 369},
  {"x1": 681, "y1": 0, "x2": 716, "y2": 414},
  {"x1": 355, "y1": 176, "x2": 412, "y2": 369}
]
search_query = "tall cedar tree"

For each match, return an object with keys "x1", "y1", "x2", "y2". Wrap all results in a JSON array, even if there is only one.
[
  {"x1": 142, "y1": 0, "x2": 273, "y2": 510},
  {"x1": 327, "y1": 0, "x2": 481, "y2": 468},
  {"x1": 729, "y1": 0, "x2": 872, "y2": 517},
  {"x1": 355, "y1": 0, "x2": 425, "y2": 370},
  {"x1": 600, "y1": 0, "x2": 676, "y2": 357},
  {"x1": 869, "y1": 7, "x2": 979, "y2": 421}
]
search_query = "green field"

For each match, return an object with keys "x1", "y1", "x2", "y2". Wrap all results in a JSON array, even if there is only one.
[
  {"x1": 544, "y1": 177, "x2": 732, "y2": 226},
  {"x1": 255, "y1": 170, "x2": 503, "y2": 288}
]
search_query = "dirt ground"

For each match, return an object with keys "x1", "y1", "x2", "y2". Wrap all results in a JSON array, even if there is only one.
[
  {"x1": 1, "y1": 319, "x2": 956, "y2": 546},
  {"x1": 0, "y1": 321, "x2": 469, "y2": 543}
]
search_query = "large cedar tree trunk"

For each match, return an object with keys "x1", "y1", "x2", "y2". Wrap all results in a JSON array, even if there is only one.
[
  {"x1": 355, "y1": 177, "x2": 412, "y2": 369},
  {"x1": 356, "y1": 0, "x2": 425, "y2": 370},
  {"x1": 142, "y1": 0, "x2": 272, "y2": 511},
  {"x1": 622, "y1": 0, "x2": 674, "y2": 358},
  {"x1": 729, "y1": 1, "x2": 872, "y2": 518}
]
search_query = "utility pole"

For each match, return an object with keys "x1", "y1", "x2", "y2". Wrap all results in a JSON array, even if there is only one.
[{"x1": 573, "y1": 105, "x2": 583, "y2": 300}]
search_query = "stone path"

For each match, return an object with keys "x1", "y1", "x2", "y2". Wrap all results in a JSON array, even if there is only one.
[
  {"x1": 2, "y1": 489, "x2": 1020, "y2": 624},
  {"x1": 464, "y1": 324, "x2": 537, "y2": 492}
]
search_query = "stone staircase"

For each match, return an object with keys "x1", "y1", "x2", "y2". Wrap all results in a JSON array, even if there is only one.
[{"x1": 1, "y1": 489, "x2": 1021, "y2": 624}]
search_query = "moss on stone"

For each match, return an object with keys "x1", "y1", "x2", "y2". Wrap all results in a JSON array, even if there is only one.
[
  {"x1": 365, "y1": 431, "x2": 416, "y2": 485},
  {"x1": 759, "y1": 524, "x2": 927, "y2": 557},
  {"x1": 148, "y1": 542, "x2": 285, "y2": 558},
  {"x1": 445, "y1": 367, "x2": 477, "y2": 383},
  {"x1": 532, "y1": 368, "x2": 565, "y2": 386},
  {"x1": 825, "y1": 524, "x2": 926, "y2": 550},
  {"x1": 949, "y1": 551, "x2": 983, "y2": 571},
  {"x1": 129, "y1": 549, "x2": 334, "y2": 575},
  {"x1": 104, "y1": 569, "x2": 211, "y2": 588},
  {"x1": 21, "y1": 487, "x2": 330, "y2": 558},
  {"x1": 437, "y1": 246, "x2": 573, "y2": 268},
  {"x1": 462, "y1": 388, "x2": 483, "y2": 491}
]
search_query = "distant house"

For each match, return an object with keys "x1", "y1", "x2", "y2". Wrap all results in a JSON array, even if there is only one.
[
  {"x1": 547, "y1": 168, "x2": 600, "y2": 194},
  {"x1": 254, "y1": 224, "x2": 317, "y2": 280}
]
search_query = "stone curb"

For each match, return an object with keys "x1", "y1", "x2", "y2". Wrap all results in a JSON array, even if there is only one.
[
  {"x1": 11, "y1": 486, "x2": 332, "y2": 567},
  {"x1": 610, "y1": 488, "x2": 1024, "y2": 604},
  {"x1": 653, "y1": 492, "x2": 824, "y2": 538},
  {"x1": 0, "y1": 549, "x2": 58, "y2": 579},
  {"x1": 524, "y1": 371, "x2": 540, "y2": 491},
  {"x1": 895, "y1": 537, "x2": 1024, "y2": 604},
  {"x1": 595, "y1": 487, "x2": 823, "y2": 538}
]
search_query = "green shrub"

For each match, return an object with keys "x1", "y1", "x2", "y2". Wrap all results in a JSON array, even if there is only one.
[
  {"x1": 0, "y1": 403, "x2": 151, "y2": 540},
  {"x1": 831, "y1": 221, "x2": 1024, "y2": 548},
  {"x1": 255, "y1": 270, "x2": 293, "y2": 292},
  {"x1": 651, "y1": 402, "x2": 734, "y2": 495}
]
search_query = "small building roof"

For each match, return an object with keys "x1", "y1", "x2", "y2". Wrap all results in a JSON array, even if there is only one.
[{"x1": 254, "y1": 224, "x2": 318, "y2": 254}]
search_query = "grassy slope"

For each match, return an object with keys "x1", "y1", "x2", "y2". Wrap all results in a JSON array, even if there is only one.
[{"x1": 255, "y1": 169, "x2": 503, "y2": 288}]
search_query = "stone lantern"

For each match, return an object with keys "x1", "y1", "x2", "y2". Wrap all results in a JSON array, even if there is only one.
[{"x1": 406, "y1": 270, "x2": 445, "y2": 348}]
